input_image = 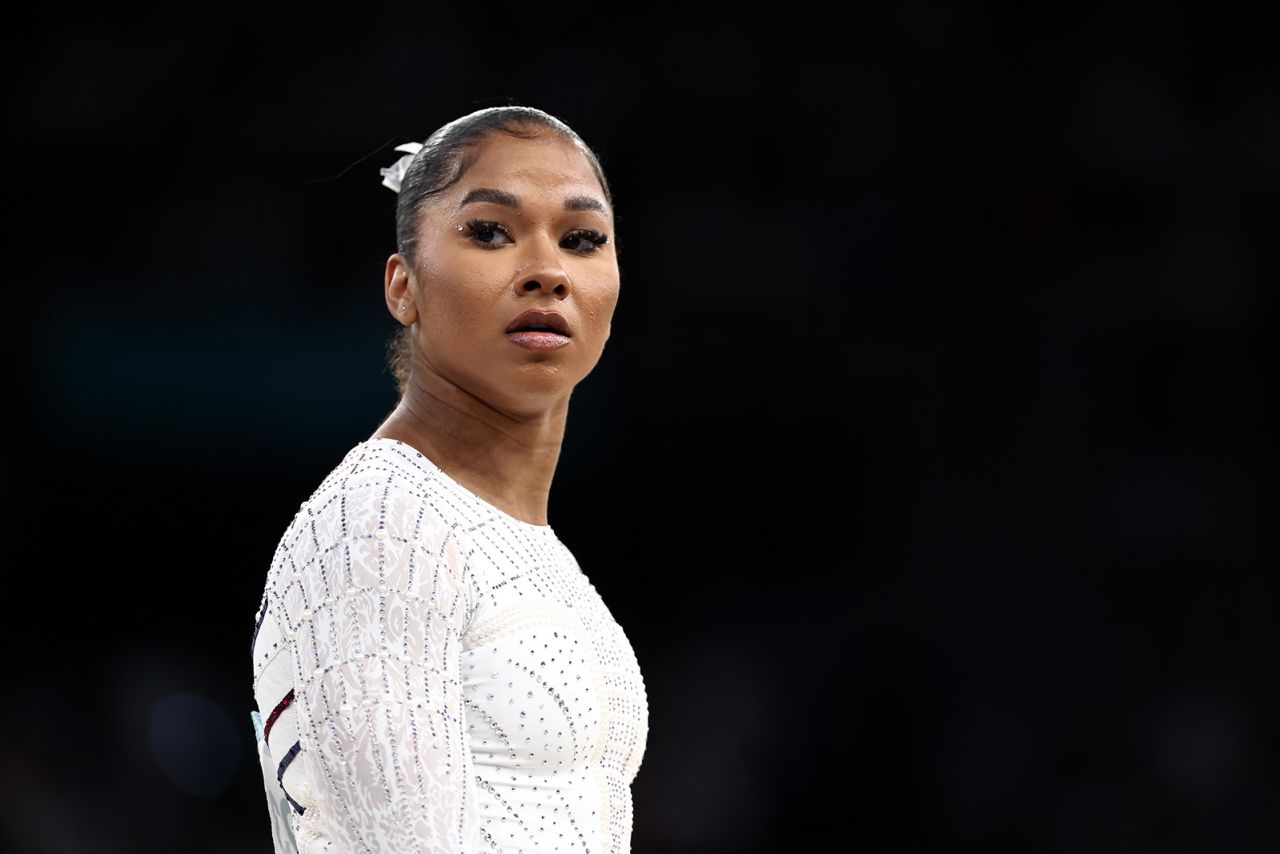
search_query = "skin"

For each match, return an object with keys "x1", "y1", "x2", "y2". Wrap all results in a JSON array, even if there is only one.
[{"x1": 371, "y1": 127, "x2": 620, "y2": 526}]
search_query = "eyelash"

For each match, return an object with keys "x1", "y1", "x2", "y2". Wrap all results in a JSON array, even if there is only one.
[{"x1": 463, "y1": 219, "x2": 609, "y2": 253}]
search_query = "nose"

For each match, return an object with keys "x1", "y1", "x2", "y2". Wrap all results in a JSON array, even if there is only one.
[
  {"x1": 515, "y1": 271, "x2": 569, "y2": 299},
  {"x1": 513, "y1": 236, "x2": 571, "y2": 299}
]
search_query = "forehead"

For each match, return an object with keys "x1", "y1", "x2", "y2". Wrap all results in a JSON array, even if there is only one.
[{"x1": 455, "y1": 131, "x2": 604, "y2": 201}]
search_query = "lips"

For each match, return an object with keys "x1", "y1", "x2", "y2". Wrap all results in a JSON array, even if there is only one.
[{"x1": 505, "y1": 309, "x2": 572, "y2": 338}]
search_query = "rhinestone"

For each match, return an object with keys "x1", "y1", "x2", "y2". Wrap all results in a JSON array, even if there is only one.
[{"x1": 250, "y1": 435, "x2": 648, "y2": 848}]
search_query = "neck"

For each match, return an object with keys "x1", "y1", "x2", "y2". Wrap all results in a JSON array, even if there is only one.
[{"x1": 371, "y1": 370, "x2": 569, "y2": 527}]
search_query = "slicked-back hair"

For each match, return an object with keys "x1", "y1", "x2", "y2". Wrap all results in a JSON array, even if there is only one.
[{"x1": 384, "y1": 106, "x2": 615, "y2": 399}]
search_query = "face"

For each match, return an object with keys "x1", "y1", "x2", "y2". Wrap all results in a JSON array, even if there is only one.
[{"x1": 387, "y1": 129, "x2": 620, "y2": 417}]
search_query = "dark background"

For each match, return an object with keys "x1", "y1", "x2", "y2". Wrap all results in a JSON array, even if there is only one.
[{"x1": 3, "y1": 3, "x2": 1275, "y2": 852}]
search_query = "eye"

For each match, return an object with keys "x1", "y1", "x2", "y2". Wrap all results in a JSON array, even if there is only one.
[
  {"x1": 464, "y1": 219, "x2": 513, "y2": 248},
  {"x1": 562, "y1": 229, "x2": 609, "y2": 253}
]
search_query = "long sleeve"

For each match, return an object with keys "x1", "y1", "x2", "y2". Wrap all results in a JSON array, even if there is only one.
[{"x1": 285, "y1": 484, "x2": 482, "y2": 853}]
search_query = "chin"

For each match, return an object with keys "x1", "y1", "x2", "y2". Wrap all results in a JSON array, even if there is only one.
[{"x1": 501, "y1": 365, "x2": 584, "y2": 405}]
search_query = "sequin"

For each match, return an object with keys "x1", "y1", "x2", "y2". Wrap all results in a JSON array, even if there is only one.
[{"x1": 249, "y1": 437, "x2": 648, "y2": 854}]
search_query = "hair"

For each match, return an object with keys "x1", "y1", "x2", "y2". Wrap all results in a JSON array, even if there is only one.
[{"x1": 385, "y1": 105, "x2": 616, "y2": 399}]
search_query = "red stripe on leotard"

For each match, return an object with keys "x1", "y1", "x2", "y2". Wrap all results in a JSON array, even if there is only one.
[{"x1": 264, "y1": 689, "x2": 294, "y2": 743}]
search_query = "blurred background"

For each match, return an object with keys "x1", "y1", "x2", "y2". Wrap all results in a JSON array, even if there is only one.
[{"x1": 2, "y1": 2, "x2": 1275, "y2": 852}]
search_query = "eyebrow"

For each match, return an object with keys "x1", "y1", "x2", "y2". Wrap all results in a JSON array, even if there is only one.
[{"x1": 457, "y1": 187, "x2": 606, "y2": 214}]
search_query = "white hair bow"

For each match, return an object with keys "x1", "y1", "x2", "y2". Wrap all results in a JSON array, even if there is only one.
[{"x1": 379, "y1": 142, "x2": 424, "y2": 193}]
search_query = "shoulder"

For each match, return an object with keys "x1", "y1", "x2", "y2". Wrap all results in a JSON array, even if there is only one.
[
  {"x1": 286, "y1": 439, "x2": 470, "y2": 547},
  {"x1": 268, "y1": 440, "x2": 476, "y2": 601},
  {"x1": 258, "y1": 442, "x2": 478, "y2": 648}
]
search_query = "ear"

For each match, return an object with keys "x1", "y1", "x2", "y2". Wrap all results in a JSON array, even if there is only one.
[{"x1": 384, "y1": 253, "x2": 418, "y2": 325}]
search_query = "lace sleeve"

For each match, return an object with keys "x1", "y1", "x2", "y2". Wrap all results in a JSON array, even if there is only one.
[{"x1": 288, "y1": 488, "x2": 481, "y2": 853}]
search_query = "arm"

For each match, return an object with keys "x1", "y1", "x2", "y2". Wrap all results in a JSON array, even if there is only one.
[{"x1": 287, "y1": 492, "x2": 481, "y2": 853}]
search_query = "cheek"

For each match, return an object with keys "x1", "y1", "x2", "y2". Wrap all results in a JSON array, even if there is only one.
[
  {"x1": 421, "y1": 259, "x2": 504, "y2": 334},
  {"x1": 590, "y1": 281, "x2": 621, "y2": 325}
]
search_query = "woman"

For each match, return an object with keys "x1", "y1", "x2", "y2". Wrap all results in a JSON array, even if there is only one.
[{"x1": 249, "y1": 105, "x2": 648, "y2": 854}]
